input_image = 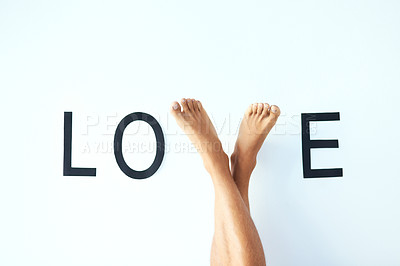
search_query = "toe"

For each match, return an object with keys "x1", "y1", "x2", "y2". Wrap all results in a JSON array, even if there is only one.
[
  {"x1": 171, "y1": 101, "x2": 181, "y2": 111},
  {"x1": 170, "y1": 101, "x2": 182, "y2": 116},
  {"x1": 269, "y1": 105, "x2": 281, "y2": 119},
  {"x1": 191, "y1": 98, "x2": 198, "y2": 111},
  {"x1": 245, "y1": 104, "x2": 253, "y2": 116},
  {"x1": 181, "y1": 98, "x2": 189, "y2": 112},
  {"x1": 262, "y1": 103, "x2": 270, "y2": 117},
  {"x1": 257, "y1": 103, "x2": 263, "y2": 114},
  {"x1": 187, "y1": 98, "x2": 195, "y2": 111},
  {"x1": 196, "y1": 100, "x2": 202, "y2": 111},
  {"x1": 251, "y1": 103, "x2": 258, "y2": 114}
]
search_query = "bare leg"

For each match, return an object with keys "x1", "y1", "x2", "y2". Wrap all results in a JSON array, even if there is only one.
[
  {"x1": 211, "y1": 102, "x2": 281, "y2": 264},
  {"x1": 171, "y1": 98, "x2": 266, "y2": 266},
  {"x1": 231, "y1": 103, "x2": 281, "y2": 210}
]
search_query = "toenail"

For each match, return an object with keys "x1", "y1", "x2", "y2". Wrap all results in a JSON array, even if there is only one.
[
  {"x1": 173, "y1": 104, "x2": 179, "y2": 110},
  {"x1": 258, "y1": 103, "x2": 263, "y2": 107},
  {"x1": 271, "y1": 107, "x2": 277, "y2": 113},
  {"x1": 182, "y1": 99, "x2": 186, "y2": 103}
]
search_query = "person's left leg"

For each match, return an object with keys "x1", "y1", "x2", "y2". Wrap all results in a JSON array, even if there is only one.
[{"x1": 211, "y1": 102, "x2": 280, "y2": 264}]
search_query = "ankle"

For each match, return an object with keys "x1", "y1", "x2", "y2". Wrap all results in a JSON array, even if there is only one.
[
  {"x1": 203, "y1": 151, "x2": 230, "y2": 175},
  {"x1": 231, "y1": 149, "x2": 257, "y2": 171}
]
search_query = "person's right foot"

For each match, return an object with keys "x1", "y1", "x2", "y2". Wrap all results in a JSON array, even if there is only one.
[
  {"x1": 170, "y1": 98, "x2": 229, "y2": 175},
  {"x1": 231, "y1": 103, "x2": 280, "y2": 208}
]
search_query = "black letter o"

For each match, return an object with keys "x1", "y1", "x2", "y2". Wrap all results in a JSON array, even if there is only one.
[{"x1": 114, "y1": 112, "x2": 165, "y2": 179}]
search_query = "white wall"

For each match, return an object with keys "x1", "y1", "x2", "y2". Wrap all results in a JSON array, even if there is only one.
[{"x1": 1, "y1": 0, "x2": 399, "y2": 265}]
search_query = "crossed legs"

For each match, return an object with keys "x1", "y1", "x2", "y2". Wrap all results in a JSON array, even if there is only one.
[{"x1": 170, "y1": 98, "x2": 280, "y2": 266}]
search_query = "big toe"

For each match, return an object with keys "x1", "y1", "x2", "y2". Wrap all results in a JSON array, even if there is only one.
[
  {"x1": 170, "y1": 101, "x2": 182, "y2": 117},
  {"x1": 269, "y1": 105, "x2": 281, "y2": 120}
]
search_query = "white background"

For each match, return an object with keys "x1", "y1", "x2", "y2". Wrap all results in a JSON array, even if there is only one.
[{"x1": 1, "y1": 0, "x2": 400, "y2": 265}]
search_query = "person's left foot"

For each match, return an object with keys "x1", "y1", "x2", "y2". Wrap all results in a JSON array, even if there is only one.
[{"x1": 231, "y1": 102, "x2": 280, "y2": 208}]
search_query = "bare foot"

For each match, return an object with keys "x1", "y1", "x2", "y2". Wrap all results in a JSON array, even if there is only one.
[
  {"x1": 231, "y1": 103, "x2": 280, "y2": 209},
  {"x1": 170, "y1": 98, "x2": 229, "y2": 175}
]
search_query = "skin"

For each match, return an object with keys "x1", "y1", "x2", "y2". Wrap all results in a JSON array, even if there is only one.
[{"x1": 170, "y1": 98, "x2": 280, "y2": 266}]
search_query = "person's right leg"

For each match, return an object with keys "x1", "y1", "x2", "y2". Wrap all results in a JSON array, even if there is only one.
[
  {"x1": 171, "y1": 98, "x2": 266, "y2": 266},
  {"x1": 231, "y1": 103, "x2": 280, "y2": 210}
]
